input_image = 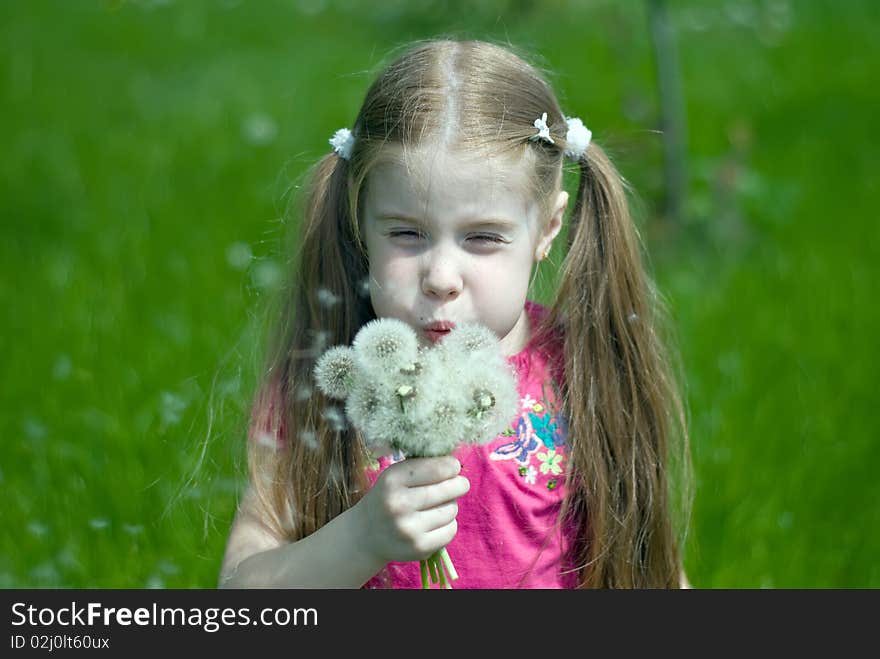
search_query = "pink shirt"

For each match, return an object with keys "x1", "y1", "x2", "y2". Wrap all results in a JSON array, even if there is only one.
[{"x1": 364, "y1": 300, "x2": 577, "y2": 589}]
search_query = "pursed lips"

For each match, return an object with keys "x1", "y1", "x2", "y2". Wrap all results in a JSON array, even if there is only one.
[{"x1": 423, "y1": 320, "x2": 456, "y2": 343}]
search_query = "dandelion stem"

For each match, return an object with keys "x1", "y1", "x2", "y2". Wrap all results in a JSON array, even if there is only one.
[
  {"x1": 420, "y1": 559, "x2": 429, "y2": 589},
  {"x1": 436, "y1": 556, "x2": 448, "y2": 589},
  {"x1": 439, "y1": 547, "x2": 459, "y2": 582}
]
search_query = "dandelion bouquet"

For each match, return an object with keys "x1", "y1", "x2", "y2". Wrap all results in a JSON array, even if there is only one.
[{"x1": 314, "y1": 318, "x2": 519, "y2": 588}]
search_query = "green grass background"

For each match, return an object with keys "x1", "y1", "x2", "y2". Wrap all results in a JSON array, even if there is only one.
[{"x1": 2, "y1": 0, "x2": 877, "y2": 588}]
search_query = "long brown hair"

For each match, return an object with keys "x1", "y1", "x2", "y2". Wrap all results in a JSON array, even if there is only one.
[{"x1": 243, "y1": 39, "x2": 692, "y2": 588}]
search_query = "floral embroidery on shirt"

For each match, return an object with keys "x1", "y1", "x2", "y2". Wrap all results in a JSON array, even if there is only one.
[
  {"x1": 537, "y1": 449, "x2": 563, "y2": 475},
  {"x1": 524, "y1": 465, "x2": 537, "y2": 484},
  {"x1": 491, "y1": 379, "x2": 568, "y2": 489}
]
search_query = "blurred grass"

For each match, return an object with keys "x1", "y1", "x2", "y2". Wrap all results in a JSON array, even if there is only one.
[{"x1": 1, "y1": 0, "x2": 877, "y2": 588}]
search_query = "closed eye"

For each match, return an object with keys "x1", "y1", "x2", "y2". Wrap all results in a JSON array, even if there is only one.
[
  {"x1": 469, "y1": 234, "x2": 508, "y2": 244},
  {"x1": 387, "y1": 230, "x2": 425, "y2": 241}
]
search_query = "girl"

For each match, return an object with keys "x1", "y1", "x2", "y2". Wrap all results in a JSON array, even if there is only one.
[{"x1": 219, "y1": 39, "x2": 692, "y2": 588}]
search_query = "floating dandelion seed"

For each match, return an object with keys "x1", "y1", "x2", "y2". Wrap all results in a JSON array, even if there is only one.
[
  {"x1": 27, "y1": 522, "x2": 48, "y2": 537},
  {"x1": 23, "y1": 417, "x2": 47, "y2": 440},
  {"x1": 241, "y1": 112, "x2": 278, "y2": 146},
  {"x1": 31, "y1": 563, "x2": 60, "y2": 583},
  {"x1": 145, "y1": 575, "x2": 165, "y2": 589},
  {"x1": 52, "y1": 354, "x2": 72, "y2": 381},
  {"x1": 308, "y1": 329, "x2": 331, "y2": 354},
  {"x1": 157, "y1": 560, "x2": 181, "y2": 576},
  {"x1": 251, "y1": 259, "x2": 282, "y2": 291},
  {"x1": 295, "y1": 383, "x2": 313, "y2": 402},
  {"x1": 299, "y1": 429, "x2": 319, "y2": 451},
  {"x1": 316, "y1": 287, "x2": 341, "y2": 307},
  {"x1": 226, "y1": 242, "x2": 253, "y2": 270},
  {"x1": 255, "y1": 432, "x2": 278, "y2": 450},
  {"x1": 322, "y1": 405, "x2": 347, "y2": 432}
]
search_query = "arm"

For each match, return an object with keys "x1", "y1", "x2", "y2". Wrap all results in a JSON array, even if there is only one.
[
  {"x1": 218, "y1": 485, "x2": 385, "y2": 589},
  {"x1": 218, "y1": 457, "x2": 469, "y2": 589}
]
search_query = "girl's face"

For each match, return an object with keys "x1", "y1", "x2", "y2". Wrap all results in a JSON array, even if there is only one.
[{"x1": 362, "y1": 144, "x2": 566, "y2": 357}]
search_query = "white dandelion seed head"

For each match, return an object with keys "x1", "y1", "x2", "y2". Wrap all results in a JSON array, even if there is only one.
[
  {"x1": 439, "y1": 322, "x2": 500, "y2": 357},
  {"x1": 313, "y1": 345, "x2": 357, "y2": 399},
  {"x1": 345, "y1": 381, "x2": 387, "y2": 440},
  {"x1": 352, "y1": 318, "x2": 419, "y2": 373},
  {"x1": 460, "y1": 362, "x2": 520, "y2": 445},
  {"x1": 368, "y1": 403, "x2": 419, "y2": 454},
  {"x1": 315, "y1": 316, "x2": 519, "y2": 458},
  {"x1": 415, "y1": 390, "x2": 472, "y2": 456}
]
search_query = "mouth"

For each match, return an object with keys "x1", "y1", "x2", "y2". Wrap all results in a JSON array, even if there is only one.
[{"x1": 423, "y1": 321, "x2": 456, "y2": 344}]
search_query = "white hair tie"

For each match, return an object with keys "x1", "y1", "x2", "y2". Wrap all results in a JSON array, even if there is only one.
[
  {"x1": 530, "y1": 112, "x2": 592, "y2": 160},
  {"x1": 329, "y1": 128, "x2": 355, "y2": 160},
  {"x1": 564, "y1": 116, "x2": 592, "y2": 160},
  {"x1": 530, "y1": 112, "x2": 555, "y2": 145}
]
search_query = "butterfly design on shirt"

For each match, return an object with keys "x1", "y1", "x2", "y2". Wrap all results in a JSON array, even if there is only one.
[
  {"x1": 490, "y1": 399, "x2": 567, "y2": 464},
  {"x1": 490, "y1": 413, "x2": 541, "y2": 464}
]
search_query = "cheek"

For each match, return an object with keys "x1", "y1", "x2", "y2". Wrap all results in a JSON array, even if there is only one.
[
  {"x1": 468, "y1": 251, "x2": 533, "y2": 294},
  {"x1": 369, "y1": 253, "x2": 417, "y2": 313},
  {"x1": 370, "y1": 252, "x2": 414, "y2": 283}
]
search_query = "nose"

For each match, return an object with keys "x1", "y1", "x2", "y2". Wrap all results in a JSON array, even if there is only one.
[{"x1": 420, "y1": 248, "x2": 462, "y2": 301}]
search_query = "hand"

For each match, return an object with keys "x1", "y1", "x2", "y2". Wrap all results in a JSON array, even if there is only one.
[{"x1": 358, "y1": 456, "x2": 470, "y2": 564}]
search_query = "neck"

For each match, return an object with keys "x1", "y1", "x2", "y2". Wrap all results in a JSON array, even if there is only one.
[{"x1": 498, "y1": 306, "x2": 532, "y2": 358}]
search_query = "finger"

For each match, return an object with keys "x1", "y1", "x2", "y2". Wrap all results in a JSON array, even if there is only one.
[
  {"x1": 415, "y1": 501, "x2": 459, "y2": 533},
  {"x1": 419, "y1": 519, "x2": 459, "y2": 555},
  {"x1": 409, "y1": 476, "x2": 470, "y2": 511},
  {"x1": 388, "y1": 456, "x2": 460, "y2": 487}
]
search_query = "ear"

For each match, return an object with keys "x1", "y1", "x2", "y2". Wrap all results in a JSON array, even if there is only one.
[{"x1": 534, "y1": 190, "x2": 568, "y2": 261}]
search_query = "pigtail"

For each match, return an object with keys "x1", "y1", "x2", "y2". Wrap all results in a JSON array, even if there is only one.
[
  {"x1": 554, "y1": 144, "x2": 691, "y2": 588},
  {"x1": 246, "y1": 152, "x2": 376, "y2": 543}
]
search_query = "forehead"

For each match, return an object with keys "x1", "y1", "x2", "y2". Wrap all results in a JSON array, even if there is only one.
[{"x1": 364, "y1": 144, "x2": 538, "y2": 226}]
